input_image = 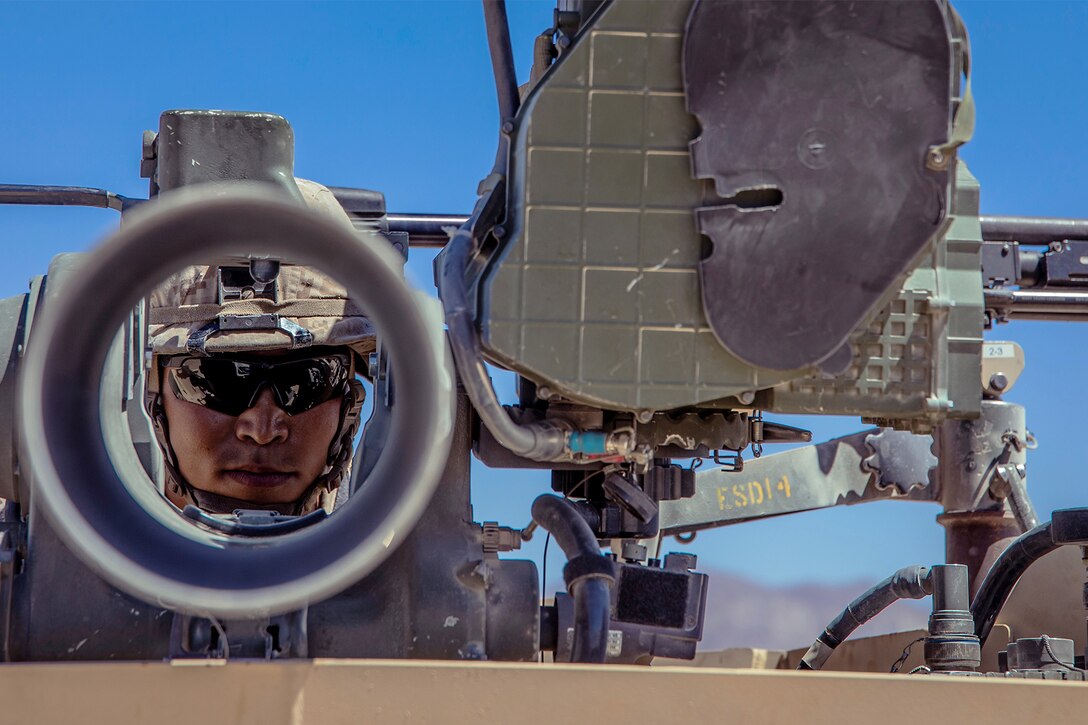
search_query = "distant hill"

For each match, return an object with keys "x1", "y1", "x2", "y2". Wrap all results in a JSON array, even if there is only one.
[
  {"x1": 545, "y1": 566, "x2": 930, "y2": 653},
  {"x1": 698, "y1": 568, "x2": 929, "y2": 652}
]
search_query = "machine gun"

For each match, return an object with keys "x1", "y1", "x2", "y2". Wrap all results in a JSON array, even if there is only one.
[{"x1": 1, "y1": 0, "x2": 1087, "y2": 717}]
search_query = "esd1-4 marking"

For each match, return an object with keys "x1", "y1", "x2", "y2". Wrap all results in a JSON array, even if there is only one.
[{"x1": 716, "y1": 475, "x2": 792, "y2": 511}]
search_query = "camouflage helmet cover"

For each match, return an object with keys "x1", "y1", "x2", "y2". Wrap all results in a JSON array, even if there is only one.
[
  {"x1": 147, "y1": 179, "x2": 375, "y2": 359},
  {"x1": 146, "y1": 263, "x2": 376, "y2": 359}
]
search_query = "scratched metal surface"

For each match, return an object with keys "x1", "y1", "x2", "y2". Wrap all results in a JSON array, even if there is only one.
[
  {"x1": 479, "y1": 0, "x2": 982, "y2": 430},
  {"x1": 479, "y1": 0, "x2": 804, "y2": 412}
]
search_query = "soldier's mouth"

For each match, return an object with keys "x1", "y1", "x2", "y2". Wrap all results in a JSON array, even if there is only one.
[{"x1": 225, "y1": 470, "x2": 294, "y2": 488}]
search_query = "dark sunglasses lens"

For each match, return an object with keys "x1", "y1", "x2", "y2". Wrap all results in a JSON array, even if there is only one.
[
  {"x1": 167, "y1": 355, "x2": 349, "y2": 416},
  {"x1": 269, "y1": 356, "x2": 349, "y2": 414},
  {"x1": 169, "y1": 358, "x2": 258, "y2": 416}
]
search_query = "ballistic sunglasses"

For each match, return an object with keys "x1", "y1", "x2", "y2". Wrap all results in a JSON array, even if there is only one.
[{"x1": 163, "y1": 352, "x2": 352, "y2": 416}]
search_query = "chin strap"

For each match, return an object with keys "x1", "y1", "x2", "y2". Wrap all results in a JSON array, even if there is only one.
[{"x1": 150, "y1": 378, "x2": 366, "y2": 517}]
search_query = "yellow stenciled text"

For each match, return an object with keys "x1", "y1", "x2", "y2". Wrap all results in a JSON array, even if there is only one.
[{"x1": 716, "y1": 475, "x2": 792, "y2": 510}]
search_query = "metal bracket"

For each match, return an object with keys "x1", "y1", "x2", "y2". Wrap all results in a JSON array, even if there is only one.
[
  {"x1": 185, "y1": 314, "x2": 314, "y2": 354},
  {"x1": 660, "y1": 429, "x2": 937, "y2": 534}
]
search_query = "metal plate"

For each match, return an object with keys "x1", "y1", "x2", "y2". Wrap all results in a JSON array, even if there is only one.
[
  {"x1": 685, "y1": 0, "x2": 954, "y2": 371},
  {"x1": 2, "y1": 659, "x2": 1088, "y2": 724}
]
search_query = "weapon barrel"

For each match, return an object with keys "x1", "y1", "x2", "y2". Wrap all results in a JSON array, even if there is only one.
[
  {"x1": 984, "y1": 288, "x2": 1088, "y2": 321},
  {"x1": 981, "y1": 215, "x2": 1088, "y2": 244}
]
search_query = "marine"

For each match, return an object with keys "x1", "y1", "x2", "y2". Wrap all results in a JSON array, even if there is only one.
[{"x1": 144, "y1": 180, "x2": 375, "y2": 515}]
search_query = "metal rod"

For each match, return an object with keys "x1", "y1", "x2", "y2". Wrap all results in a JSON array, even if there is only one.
[
  {"x1": 386, "y1": 214, "x2": 468, "y2": 247},
  {"x1": 0, "y1": 181, "x2": 469, "y2": 247},
  {"x1": 984, "y1": 289, "x2": 1088, "y2": 318},
  {"x1": 0, "y1": 184, "x2": 136, "y2": 211},
  {"x1": 981, "y1": 215, "x2": 1088, "y2": 244}
]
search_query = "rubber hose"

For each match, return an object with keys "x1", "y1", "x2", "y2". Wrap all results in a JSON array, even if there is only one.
[
  {"x1": 572, "y1": 578, "x2": 612, "y2": 664},
  {"x1": 437, "y1": 225, "x2": 568, "y2": 461},
  {"x1": 482, "y1": 0, "x2": 520, "y2": 124},
  {"x1": 971, "y1": 522, "x2": 1057, "y2": 647},
  {"x1": 531, "y1": 495, "x2": 612, "y2": 663},
  {"x1": 799, "y1": 565, "x2": 932, "y2": 670}
]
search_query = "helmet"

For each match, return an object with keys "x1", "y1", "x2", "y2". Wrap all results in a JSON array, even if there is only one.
[{"x1": 145, "y1": 179, "x2": 377, "y2": 515}]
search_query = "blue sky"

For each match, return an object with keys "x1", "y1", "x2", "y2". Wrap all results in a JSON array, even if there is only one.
[{"x1": 2, "y1": 1, "x2": 1087, "y2": 589}]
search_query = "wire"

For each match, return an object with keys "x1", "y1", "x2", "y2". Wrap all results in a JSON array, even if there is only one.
[
  {"x1": 890, "y1": 636, "x2": 926, "y2": 673},
  {"x1": 565, "y1": 465, "x2": 610, "y2": 502},
  {"x1": 1041, "y1": 634, "x2": 1086, "y2": 673},
  {"x1": 908, "y1": 665, "x2": 932, "y2": 675},
  {"x1": 541, "y1": 531, "x2": 552, "y2": 607},
  {"x1": 539, "y1": 530, "x2": 552, "y2": 663},
  {"x1": 205, "y1": 613, "x2": 230, "y2": 658}
]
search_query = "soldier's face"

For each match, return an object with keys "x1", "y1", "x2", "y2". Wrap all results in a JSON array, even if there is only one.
[{"x1": 162, "y1": 384, "x2": 341, "y2": 507}]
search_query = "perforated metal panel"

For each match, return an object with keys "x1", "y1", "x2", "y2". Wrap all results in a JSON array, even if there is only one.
[
  {"x1": 765, "y1": 163, "x2": 985, "y2": 430},
  {"x1": 480, "y1": 0, "x2": 801, "y2": 412},
  {"x1": 478, "y1": 0, "x2": 975, "y2": 424}
]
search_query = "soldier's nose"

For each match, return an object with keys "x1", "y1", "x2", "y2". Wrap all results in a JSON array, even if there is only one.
[{"x1": 234, "y1": 388, "x2": 289, "y2": 444}]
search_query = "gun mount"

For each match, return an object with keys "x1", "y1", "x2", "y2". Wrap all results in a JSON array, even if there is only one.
[{"x1": 1, "y1": 0, "x2": 1087, "y2": 720}]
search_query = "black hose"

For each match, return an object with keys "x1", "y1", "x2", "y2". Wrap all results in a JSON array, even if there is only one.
[
  {"x1": 437, "y1": 224, "x2": 568, "y2": 460},
  {"x1": 572, "y1": 578, "x2": 612, "y2": 663},
  {"x1": 531, "y1": 495, "x2": 614, "y2": 663},
  {"x1": 482, "y1": 0, "x2": 520, "y2": 125},
  {"x1": 798, "y1": 565, "x2": 932, "y2": 670},
  {"x1": 971, "y1": 522, "x2": 1058, "y2": 647}
]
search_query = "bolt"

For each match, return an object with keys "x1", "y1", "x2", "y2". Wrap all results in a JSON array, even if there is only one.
[
  {"x1": 537, "y1": 386, "x2": 553, "y2": 400},
  {"x1": 501, "y1": 120, "x2": 515, "y2": 134},
  {"x1": 989, "y1": 373, "x2": 1009, "y2": 392},
  {"x1": 493, "y1": 225, "x2": 506, "y2": 239},
  {"x1": 635, "y1": 409, "x2": 653, "y2": 424},
  {"x1": 927, "y1": 148, "x2": 948, "y2": 170},
  {"x1": 737, "y1": 391, "x2": 755, "y2": 405}
]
